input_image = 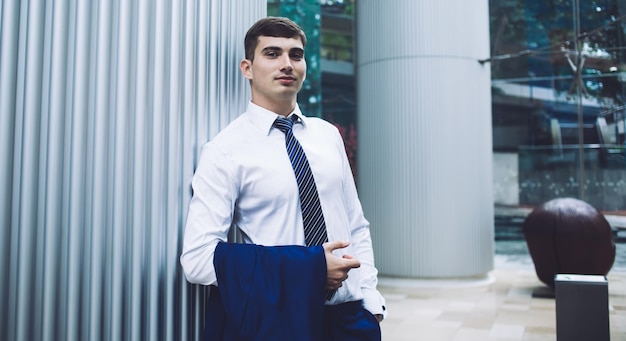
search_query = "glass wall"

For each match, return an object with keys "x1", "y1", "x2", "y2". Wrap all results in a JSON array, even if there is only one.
[
  {"x1": 270, "y1": 0, "x2": 625, "y2": 228},
  {"x1": 489, "y1": 0, "x2": 626, "y2": 213}
]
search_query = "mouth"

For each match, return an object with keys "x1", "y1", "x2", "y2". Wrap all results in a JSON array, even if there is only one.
[{"x1": 276, "y1": 76, "x2": 296, "y2": 85}]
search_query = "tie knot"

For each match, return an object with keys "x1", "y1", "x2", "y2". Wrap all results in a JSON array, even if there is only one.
[{"x1": 273, "y1": 116, "x2": 297, "y2": 134}]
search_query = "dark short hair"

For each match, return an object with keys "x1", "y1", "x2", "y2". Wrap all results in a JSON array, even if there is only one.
[{"x1": 244, "y1": 17, "x2": 307, "y2": 61}]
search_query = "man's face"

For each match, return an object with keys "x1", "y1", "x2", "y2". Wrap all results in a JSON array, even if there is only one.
[{"x1": 241, "y1": 35, "x2": 306, "y2": 107}]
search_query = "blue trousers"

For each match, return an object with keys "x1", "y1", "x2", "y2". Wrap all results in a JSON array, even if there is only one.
[
  {"x1": 205, "y1": 289, "x2": 381, "y2": 341},
  {"x1": 323, "y1": 300, "x2": 381, "y2": 341}
]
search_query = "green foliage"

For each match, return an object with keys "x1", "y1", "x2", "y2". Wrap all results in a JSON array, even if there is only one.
[{"x1": 489, "y1": 0, "x2": 626, "y2": 103}]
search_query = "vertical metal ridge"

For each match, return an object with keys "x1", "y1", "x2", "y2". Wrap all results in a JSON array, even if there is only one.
[{"x1": 0, "y1": 1, "x2": 266, "y2": 340}]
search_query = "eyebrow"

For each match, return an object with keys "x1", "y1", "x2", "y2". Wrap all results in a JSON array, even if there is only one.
[{"x1": 261, "y1": 46, "x2": 305, "y2": 55}]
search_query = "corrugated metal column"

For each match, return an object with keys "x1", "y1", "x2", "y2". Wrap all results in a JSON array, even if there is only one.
[
  {"x1": 0, "y1": 1, "x2": 266, "y2": 340},
  {"x1": 357, "y1": 1, "x2": 494, "y2": 278}
]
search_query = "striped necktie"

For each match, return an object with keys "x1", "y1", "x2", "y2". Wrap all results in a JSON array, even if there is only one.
[
  {"x1": 274, "y1": 115, "x2": 336, "y2": 300},
  {"x1": 273, "y1": 115, "x2": 329, "y2": 247}
]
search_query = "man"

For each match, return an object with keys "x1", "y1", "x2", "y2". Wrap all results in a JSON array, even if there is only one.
[{"x1": 181, "y1": 16, "x2": 385, "y2": 340}]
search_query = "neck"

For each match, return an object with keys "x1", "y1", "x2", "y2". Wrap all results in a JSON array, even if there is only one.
[{"x1": 250, "y1": 97, "x2": 296, "y2": 117}]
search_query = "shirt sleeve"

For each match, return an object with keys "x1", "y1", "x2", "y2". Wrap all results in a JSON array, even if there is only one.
[
  {"x1": 335, "y1": 129, "x2": 387, "y2": 318},
  {"x1": 180, "y1": 142, "x2": 238, "y2": 285}
]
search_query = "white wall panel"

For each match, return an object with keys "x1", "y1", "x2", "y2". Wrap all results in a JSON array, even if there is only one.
[{"x1": 0, "y1": 1, "x2": 266, "y2": 340}]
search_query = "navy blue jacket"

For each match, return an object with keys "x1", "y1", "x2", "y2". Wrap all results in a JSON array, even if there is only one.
[{"x1": 203, "y1": 242, "x2": 327, "y2": 341}]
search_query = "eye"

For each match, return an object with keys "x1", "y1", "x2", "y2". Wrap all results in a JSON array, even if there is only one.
[
  {"x1": 290, "y1": 52, "x2": 304, "y2": 60},
  {"x1": 265, "y1": 51, "x2": 278, "y2": 58}
]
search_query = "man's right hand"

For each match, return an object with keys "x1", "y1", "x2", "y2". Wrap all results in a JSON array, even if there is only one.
[{"x1": 323, "y1": 240, "x2": 361, "y2": 291}]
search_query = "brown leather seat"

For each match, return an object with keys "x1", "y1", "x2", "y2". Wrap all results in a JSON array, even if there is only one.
[{"x1": 522, "y1": 198, "x2": 616, "y2": 287}]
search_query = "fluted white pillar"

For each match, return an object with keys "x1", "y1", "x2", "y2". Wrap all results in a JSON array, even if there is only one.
[{"x1": 357, "y1": 1, "x2": 494, "y2": 278}]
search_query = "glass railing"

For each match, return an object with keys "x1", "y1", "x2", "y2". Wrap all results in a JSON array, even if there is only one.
[{"x1": 518, "y1": 144, "x2": 625, "y2": 211}]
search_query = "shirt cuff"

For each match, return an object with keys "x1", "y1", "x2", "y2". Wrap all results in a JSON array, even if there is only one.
[{"x1": 361, "y1": 287, "x2": 387, "y2": 320}]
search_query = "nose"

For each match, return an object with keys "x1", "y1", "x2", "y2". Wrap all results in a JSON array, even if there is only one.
[{"x1": 279, "y1": 54, "x2": 293, "y2": 72}]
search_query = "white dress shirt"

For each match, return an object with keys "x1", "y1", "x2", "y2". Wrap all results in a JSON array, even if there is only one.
[{"x1": 180, "y1": 102, "x2": 386, "y2": 316}]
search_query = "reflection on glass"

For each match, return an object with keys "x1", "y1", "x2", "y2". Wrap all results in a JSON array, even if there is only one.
[{"x1": 489, "y1": 0, "x2": 626, "y2": 212}]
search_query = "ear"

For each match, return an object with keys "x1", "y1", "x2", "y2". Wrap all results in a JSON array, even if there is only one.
[{"x1": 240, "y1": 59, "x2": 253, "y2": 80}]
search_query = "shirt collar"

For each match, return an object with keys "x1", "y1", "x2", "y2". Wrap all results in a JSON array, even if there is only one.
[{"x1": 245, "y1": 101, "x2": 307, "y2": 135}]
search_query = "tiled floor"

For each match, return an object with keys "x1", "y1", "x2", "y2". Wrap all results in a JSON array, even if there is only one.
[{"x1": 378, "y1": 254, "x2": 626, "y2": 340}]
